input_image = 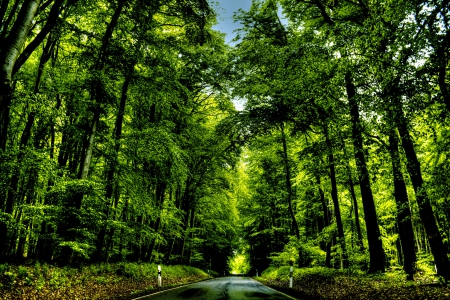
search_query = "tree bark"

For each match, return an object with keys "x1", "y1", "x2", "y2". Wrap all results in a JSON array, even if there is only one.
[
  {"x1": 146, "y1": 182, "x2": 166, "y2": 262},
  {"x1": 345, "y1": 73, "x2": 385, "y2": 273},
  {"x1": 324, "y1": 125, "x2": 348, "y2": 268},
  {"x1": 316, "y1": 175, "x2": 332, "y2": 268},
  {"x1": 280, "y1": 123, "x2": 300, "y2": 240},
  {"x1": 342, "y1": 143, "x2": 364, "y2": 250},
  {"x1": 394, "y1": 98, "x2": 450, "y2": 280},
  {"x1": 387, "y1": 128, "x2": 416, "y2": 279},
  {"x1": 12, "y1": 0, "x2": 65, "y2": 76},
  {"x1": 0, "y1": 0, "x2": 42, "y2": 150}
]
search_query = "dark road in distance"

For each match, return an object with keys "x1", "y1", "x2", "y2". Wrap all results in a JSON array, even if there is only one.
[{"x1": 136, "y1": 276, "x2": 296, "y2": 300}]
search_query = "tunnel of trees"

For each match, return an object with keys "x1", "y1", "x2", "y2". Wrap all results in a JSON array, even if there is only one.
[{"x1": 0, "y1": 0, "x2": 450, "y2": 282}]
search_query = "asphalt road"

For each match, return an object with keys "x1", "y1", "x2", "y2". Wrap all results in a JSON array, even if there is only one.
[{"x1": 135, "y1": 276, "x2": 296, "y2": 300}]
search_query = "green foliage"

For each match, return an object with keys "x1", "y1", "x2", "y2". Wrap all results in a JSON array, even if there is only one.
[
  {"x1": 57, "y1": 241, "x2": 94, "y2": 260},
  {"x1": 228, "y1": 253, "x2": 251, "y2": 274},
  {"x1": 1, "y1": 0, "x2": 450, "y2": 290},
  {"x1": 0, "y1": 0, "x2": 240, "y2": 275},
  {"x1": 17, "y1": 266, "x2": 28, "y2": 279},
  {"x1": 0, "y1": 262, "x2": 209, "y2": 298},
  {"x1": 258, "y1": 266, "x2": 450, "y2": 300}
]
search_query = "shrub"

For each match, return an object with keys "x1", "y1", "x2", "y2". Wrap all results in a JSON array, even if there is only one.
[{"x1": 17, "y1": 266, "x2": 28, "y2": 279}]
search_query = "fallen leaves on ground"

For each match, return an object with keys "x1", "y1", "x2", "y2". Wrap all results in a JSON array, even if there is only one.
[
  {"x1": 259, "y1": 272, "x2": 450, "y2": 300},
  {"x1": 0, "y1": 263, "x2": 209, "y2": 300}
]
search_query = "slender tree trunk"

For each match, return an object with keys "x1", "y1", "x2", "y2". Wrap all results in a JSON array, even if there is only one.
[
  {"x1": 317, "y1": 175, "x2": 332, "y2": 268},
  {"x1": 0, "y1": 0, "x2": 42, "y2": 150},
  {"x1": 187, "y1": 206, "x2": 196, "y2": 266},
  {"x1": 387, "y1": 129, "x2": 416, "y2": 279},
  {"x1": 280, "y1": 123, "x2": 300, "y2": 239},
  {"x1": 342, "y1": 144, "x2": 364, "y2": 250},
  {"x1": 0, "y1": 0, "x2": 10, "y2": 30},
  {"x1": 438, "y1": 63, "x2": 450, "y2": 111},
  {"x1": 16, "y1": 169, "x2": 38, "y2": 259},
  {"x1": 393, "y1": 98, "x2": 450, "y2": 279},
  {"x1": 179, "y1": 183, "x2": 192, "y2": 263},
  {"x1": 345, "y1": 74, "x2": 385, "y2": 273},
  {"x1": 324, "y1": 125, "x2": 348, "y2": 268},
  {"x1": 12, "y1": 0, "x2": 65, "y2": 76},
  {"x1": 146, "y1": 182, "x2": 166, "y2": 262}
]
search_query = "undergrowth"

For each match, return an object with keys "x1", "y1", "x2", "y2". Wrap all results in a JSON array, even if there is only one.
[
  {"x1": 257, "y1": 266, "x2": 450, "y2": 300},
  {"x1": 0, "y1": 262, "x2": 209, "y2": 299}
]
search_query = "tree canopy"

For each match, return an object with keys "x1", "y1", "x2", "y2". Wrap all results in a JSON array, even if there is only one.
[{"x1": 0, "y1": 0, "x2": 450, "y2": 283}]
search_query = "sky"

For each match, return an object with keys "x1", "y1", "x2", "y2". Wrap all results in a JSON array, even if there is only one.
[
  {"x1": 209, "y1": 1, "x2": 286, "y2": 110},
  {"x1": 210, "y1": 0, "x2": 254, "y2": 45}
]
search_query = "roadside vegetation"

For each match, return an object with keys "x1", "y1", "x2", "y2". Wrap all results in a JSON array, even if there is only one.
[
  {"x1": 0, "y1": 262, "x2": 208, "y2": 299},
  {"x1": 257, "y1": 266, "x2": 450, "y2": 300}
]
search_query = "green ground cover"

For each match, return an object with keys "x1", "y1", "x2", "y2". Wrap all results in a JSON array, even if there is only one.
[
  {"x1": 0, "y1": 262, "x2": 209, "y2": 299},
  {"x1": 256, "y1": 266, "x2": 450, "y2": 300}
]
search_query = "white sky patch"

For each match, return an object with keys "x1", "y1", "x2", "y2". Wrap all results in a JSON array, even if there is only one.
[{"x1": 232, "y1": 98, "x2": 246, "y2": 111}]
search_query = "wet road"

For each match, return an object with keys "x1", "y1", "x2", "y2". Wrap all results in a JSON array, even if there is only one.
[{"x1": 135, "y1": 276, "x2": 296, "y2": 300}]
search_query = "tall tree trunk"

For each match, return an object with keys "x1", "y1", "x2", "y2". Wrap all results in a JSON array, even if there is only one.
[
  {"x1": 345, "y1": 73, "x2": 385, "y2": 273},
  {"x1": 179, "y1": 182, "x2": 192, "y2": 263},
  {"x1": 387, "y1": 128, "x2": 416, "y2": 280},
  {"x1": 393, "y1": 98, "x2": 450, "y2": 280},
  {"x1": 146, "y1": 182, "x2": 166, "y2": 262},
  {"x1": 0, "y1": 0, "x2": 42, "y2": 150},
  {"x1": 324, "y1": 125, "x2": 348, "y2": 268},
  {"x1": 317, "y1": 175, "x2": 332, "y2": 268},
  {"x1": 187, "y1": 206, "x2": 196, "y2": 266},
  {"x1": 342, "y1": 144, "x2": 364, "y2": 251},
  {"x1": 12, "y1": 0, "x2": 65, "y2": 76},
  {"x1": 280, "y1": 123, "x2": 300, "y2": 239}
]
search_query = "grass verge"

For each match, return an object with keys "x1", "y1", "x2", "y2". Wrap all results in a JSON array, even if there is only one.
[
  {"x1": 0, "y1": 262, "x2": 210, "y2": 299},
  {"x1": 255, "y1": 266, "x2": 450, "y2": 300}
]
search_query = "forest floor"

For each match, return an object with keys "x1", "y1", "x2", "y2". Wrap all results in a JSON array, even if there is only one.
[
  {"x1": 0, "y1": 262, "x2": 211, "y2": 300},
  {"x1": 256, "y1": 266, "x2": 450, "y2": 300}
]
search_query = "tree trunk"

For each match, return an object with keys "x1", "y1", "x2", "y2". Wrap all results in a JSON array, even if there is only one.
[
  {"x1": 345, "y1": 73, "x2": 385, "y2": 273},
  {"x1": 146, "y1": 182, "x2": 166, "y2": 262},
  {"x1": 324, "y1": 125, "x2": 348, "y2": 268},
  {"x1": 280, "y1": 123, "x2": 300, "y2": 239},
  {"x1": 342, "y1": 144, "x2": 364, "y2": 251},
  {"x1": 394, "y1": 99, "x2": 450, "y2": 280},
  {"x1": 0, "y1": 0, "x2": 42, "y2": 150},
  {"x1": 387, "y1": 129, "x2": 416, "y2": 279},
  {"x1": 12, "y1": 0, "x2": 64, "y2": 76},
  {"x1": 317, "y1": 175, "x2": 332, "y2": 268}
]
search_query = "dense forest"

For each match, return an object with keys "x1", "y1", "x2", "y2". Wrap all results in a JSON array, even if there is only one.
[{"x1": 1, "y1": 0, "x2": 450, "y2": 285}]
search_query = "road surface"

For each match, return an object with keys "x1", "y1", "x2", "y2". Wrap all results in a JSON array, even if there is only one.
[{"x1": 134, "y1": 276, "x2": 296, "y2": 300}]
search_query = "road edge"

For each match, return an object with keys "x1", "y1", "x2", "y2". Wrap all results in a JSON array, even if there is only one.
[
  {"x1": 130, "y1": 277, "x2": 217, "y2": 300},
  {"x1": 249, "y1": 277, "x2": 299, "y2": 300}
]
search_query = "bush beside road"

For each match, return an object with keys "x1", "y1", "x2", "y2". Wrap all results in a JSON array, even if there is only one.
[{"x1": 0, "y1": 262, "x2": 209, "y2": 299}]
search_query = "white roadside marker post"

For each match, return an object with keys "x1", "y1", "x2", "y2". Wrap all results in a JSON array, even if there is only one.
[
  {"x1": 158, "y1": 265, "x2": 162, "y2": 288},
  {"x1": 289, "y1": 266, "x2": 293, "y2": 288},
  {"x1": 256, "y1": 269, "x2": 258, "y2": 277}
]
